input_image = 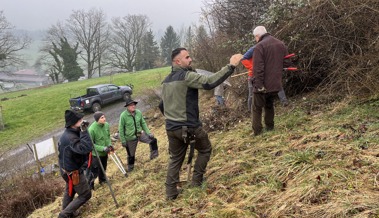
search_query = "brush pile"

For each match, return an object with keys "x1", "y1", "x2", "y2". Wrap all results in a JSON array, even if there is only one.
[{"x1": 275, "y1": 0, "x2": 379, "y2": 96}]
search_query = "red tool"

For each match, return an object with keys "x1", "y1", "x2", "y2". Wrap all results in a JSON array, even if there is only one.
[
  {"x1": 284, "y1": 53, "x2": 296, "y2": 59},
  {"x1": 283, "y1": 67, "x2": 298, "y2": 71}
]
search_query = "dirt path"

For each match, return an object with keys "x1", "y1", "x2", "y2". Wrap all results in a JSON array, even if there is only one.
[{"x1": 0, "y1": 96, "x2": 151, "y2": 178}]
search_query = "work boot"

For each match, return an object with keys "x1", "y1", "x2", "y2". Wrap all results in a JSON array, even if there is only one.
[
  {"x1": 282, "y1": 100, "x2": 289, "y2": 107},
  {"x1": 166, "y1": 188, "x2": 183, "y2": 201},
  {"x1": 127, "y1": 156, "x2": 135, "y2": 172},
  {"x1": 150, "y1": 150, "x2": 159, "y2": 160},
  {"x1": 128, "y1": 164, "x2": 134, "y2": 172},
  {"x1": 149, "y1": 138, "x2": 159, "y2": 160},
  {"x1": 166, "y1": 194, "x2": 178, "y2": 201}
]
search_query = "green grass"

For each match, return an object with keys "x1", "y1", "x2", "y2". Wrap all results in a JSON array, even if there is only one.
[{"x1": 0, "y1": 67, "x2": 170, "y2": 152}]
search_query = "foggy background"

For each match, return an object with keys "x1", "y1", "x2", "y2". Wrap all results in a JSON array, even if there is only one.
[{"x1": 1, "y1": 0, "x2": 203, "y2": 33}]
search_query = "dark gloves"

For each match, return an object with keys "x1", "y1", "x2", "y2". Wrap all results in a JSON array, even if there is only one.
[
  {"x1": 80, "y1": 120, "x2": 90, "y2": 132},
  {"x1": 103, "y1": 146, "x2": 110, "y2": 153},
  {"x1": 108, "y1": 145, "x2": 114, "y2": 152},
  {"x1": 121, "y1": 142, "x2": 127, "y2": 147}
]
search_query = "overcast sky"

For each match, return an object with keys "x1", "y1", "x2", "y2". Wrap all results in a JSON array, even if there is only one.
[{"x1": 0, "y1": 0, "x2": 204, "y2": 33}]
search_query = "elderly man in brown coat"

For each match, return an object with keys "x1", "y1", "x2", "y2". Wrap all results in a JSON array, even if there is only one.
[{"x1": 251, "y1": 26, "x2": 291, "y2": 135}]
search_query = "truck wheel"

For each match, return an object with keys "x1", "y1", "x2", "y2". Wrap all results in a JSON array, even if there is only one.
[
  {"x1": 92, "y1": 102, "x2": 101, "y2": 112},
  {"x1": 123, "y1": 93, "x2": 131, "y2": 101}
]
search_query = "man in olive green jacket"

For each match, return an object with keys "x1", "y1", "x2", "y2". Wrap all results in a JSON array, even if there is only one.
[
  {"x1": 119, "y1": 99, "x2": 158, "y2": 172},
  {"x1": 88, "y1": 111, "x2": 113, "y2": 190},
  {"x1": 159, "y1": 48, "x2": 242, "y2": 200}
]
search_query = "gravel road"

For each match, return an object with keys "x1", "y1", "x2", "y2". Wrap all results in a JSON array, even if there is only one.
[{"x1": 0, "y1": 96, "x2": 150, "y2": 178}]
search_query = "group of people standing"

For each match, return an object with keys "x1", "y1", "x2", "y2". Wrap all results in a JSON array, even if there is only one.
[
  {"x1": 58, "y1": 99, "x2": 158, "y2": 217},
  {"x1": 57, "y1": 25, "x2": 290, "y2": 217}
]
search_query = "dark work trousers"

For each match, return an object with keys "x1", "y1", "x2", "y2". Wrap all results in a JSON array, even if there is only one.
[
  {"x1": 252, "y1": 92, "x2": 277, "y2": 135},
  {"x1": 89, "y1": 155, "x2": 108, "y2": 188},
  {"x1": 125, "y1": 132, "x2": 158, "y2": 171},
  {"x1": 59, "y1": 172, "x2": 92, "y2": 218},
  {"x1": 165, "y1": 126, "x2": 212, "y2": 199},
  {"x1": 247, "y1": 77, "x2": 254, "y2": 112}
]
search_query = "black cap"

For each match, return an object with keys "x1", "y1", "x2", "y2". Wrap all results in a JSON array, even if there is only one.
[{"x1": 65, "y1": 110, "x2": 84, "y2": 128}]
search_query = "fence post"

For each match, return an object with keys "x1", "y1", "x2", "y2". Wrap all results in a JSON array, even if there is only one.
[
  {"x1": 53, "y1": 136, "x2": 59, "y2": 165},
  {"x1": 33, "y1": 143, "x2": 44, "y2": 180},
  {"x1": 0, "y1": 106, "x2": 4, "y2": 130}
]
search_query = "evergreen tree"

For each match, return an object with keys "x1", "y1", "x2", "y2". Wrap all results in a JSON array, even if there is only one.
[
  {"x1": 137, "y1": 29, "x2": 160, "y2": 70},
  {"x1": 183, "y1": 26, "x2": 194, "y2": 54},
  {"x1": 50, "y1": 37, "x2": 83, "y2": 81},
  {"x1": 160, "y1": 26, "x2": 180, "y2": 65}
]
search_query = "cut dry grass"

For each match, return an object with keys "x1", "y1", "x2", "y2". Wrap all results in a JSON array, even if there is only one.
[{"x1": 28, "y1": 92, "x2": 379, "y2": 218}]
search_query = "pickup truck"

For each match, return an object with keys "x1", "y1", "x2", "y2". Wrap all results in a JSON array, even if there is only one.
[{"x1": 69, "y1": 84, "x2": 133, "y2": 112}]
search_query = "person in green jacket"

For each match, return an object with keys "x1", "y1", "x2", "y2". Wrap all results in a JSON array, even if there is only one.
[
  {"x1": 88, "y1": 111, "x2": 113, "y2": 190},
  {"x1": 119, "y1": 98, "x2": 159, "y2": 172}
]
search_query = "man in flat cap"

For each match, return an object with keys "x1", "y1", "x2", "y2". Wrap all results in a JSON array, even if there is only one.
[
  {"x1": 58, "y1": 110, "x2": 92, "y2": 218},
  {"x1": 119, "y1": 99, "x2": 159, "y2": 172}
]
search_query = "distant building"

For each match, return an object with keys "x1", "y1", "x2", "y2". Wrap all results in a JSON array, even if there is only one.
[{"x1": 0, "y1": 69, "x2": 51, "y2": 87}]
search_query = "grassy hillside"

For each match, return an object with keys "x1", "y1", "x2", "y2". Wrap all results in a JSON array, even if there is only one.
[
  {"x1": 28, "y1": 92, "x2": 379, "y2": 218},
  {"x1": 0, "y1": 67, "x2": 170, "y2": 152}
]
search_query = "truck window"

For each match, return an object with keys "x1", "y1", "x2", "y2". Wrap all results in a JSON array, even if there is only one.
[
  {"x1": 87, "y1": 88, "x2": 99, "y2": 96},
  {"x1": 99, "y1": 86, "x2": 109, "y2": 93},
  {"x1": 108, "y1": 85, "x2": 119, "y2": 91}
]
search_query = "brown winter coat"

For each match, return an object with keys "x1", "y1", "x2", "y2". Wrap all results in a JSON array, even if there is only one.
[{"x1": 252, "y1": 33, "x2": 289, "y2": 93}]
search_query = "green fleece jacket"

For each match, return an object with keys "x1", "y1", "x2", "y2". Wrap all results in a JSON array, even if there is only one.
[
  {"x1": 119, "y1": 109, "x2": 150, "y2": 143},
  {"x1": 88, "y1": 121, "x2": 111, "y2": 157}
]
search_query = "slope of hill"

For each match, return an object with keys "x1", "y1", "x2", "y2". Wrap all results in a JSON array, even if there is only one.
[
  {"x1": 0, "y1": 67, "x2": 169, "y2": 152},
  {"x1": 28, "y1": 92, "x2": 379, "y2": 218}
]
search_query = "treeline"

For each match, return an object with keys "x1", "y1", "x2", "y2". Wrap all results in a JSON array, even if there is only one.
[
  {"x1": 0, "y1": 9, "x2": 198, "y2": 83},
  {"x1": 36, "y1": 9, "x2": 188, "y2": 83},
  {"x1": 2, "y1": 0, "x2": 378, "y2": 96}
]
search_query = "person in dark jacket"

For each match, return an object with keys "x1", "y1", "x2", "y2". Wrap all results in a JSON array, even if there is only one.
[
  {"x1": 87, "y1": 111, "x2": 113, "y2": 190},
  {"x1": 119, "y1": 98, "x2": 158, "y2": 172},
  {"x1": 58, "y1": 110, "x2": 93, "y2": 218},
  {"x1": 159, "y1": 47, "x2": 243, "y2": 200},
  {"x1": 251, "y1": 26, "x2": 291, "y2": 135},
  {"x1": 241, "y1": 46, "x2": 289, "y2": 111}
]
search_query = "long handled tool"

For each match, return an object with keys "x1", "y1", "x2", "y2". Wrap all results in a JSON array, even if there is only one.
[
  {"x1": 232, "y1": 53, "x2": 299, "y2": 78},
  {"x1": 231, "y1": 71, "x2": 249, "y2": 78},
  {"x1": 89, "y1": 139, "x2": 119, "y2": 208},
  {"x1": 109, "y1": 151, "x2": 128, "y2": 177}
]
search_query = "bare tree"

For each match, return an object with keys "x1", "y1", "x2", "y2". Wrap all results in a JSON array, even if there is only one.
[
  {"x1": 107, "y1": 14, "x2": 150, "y2": 71},
  {"x1": 0, "y1": 11, "x2": 30, "y2": 69},
  {"x1": 94, "y1": 21, "x2": 110, "y2": 77},
  {"x1": 38, "y1": 22, "x2": 68, "y2": 83},
  {"x1": 67, "y1": 8, "x2": 108, "y2": 78}
]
